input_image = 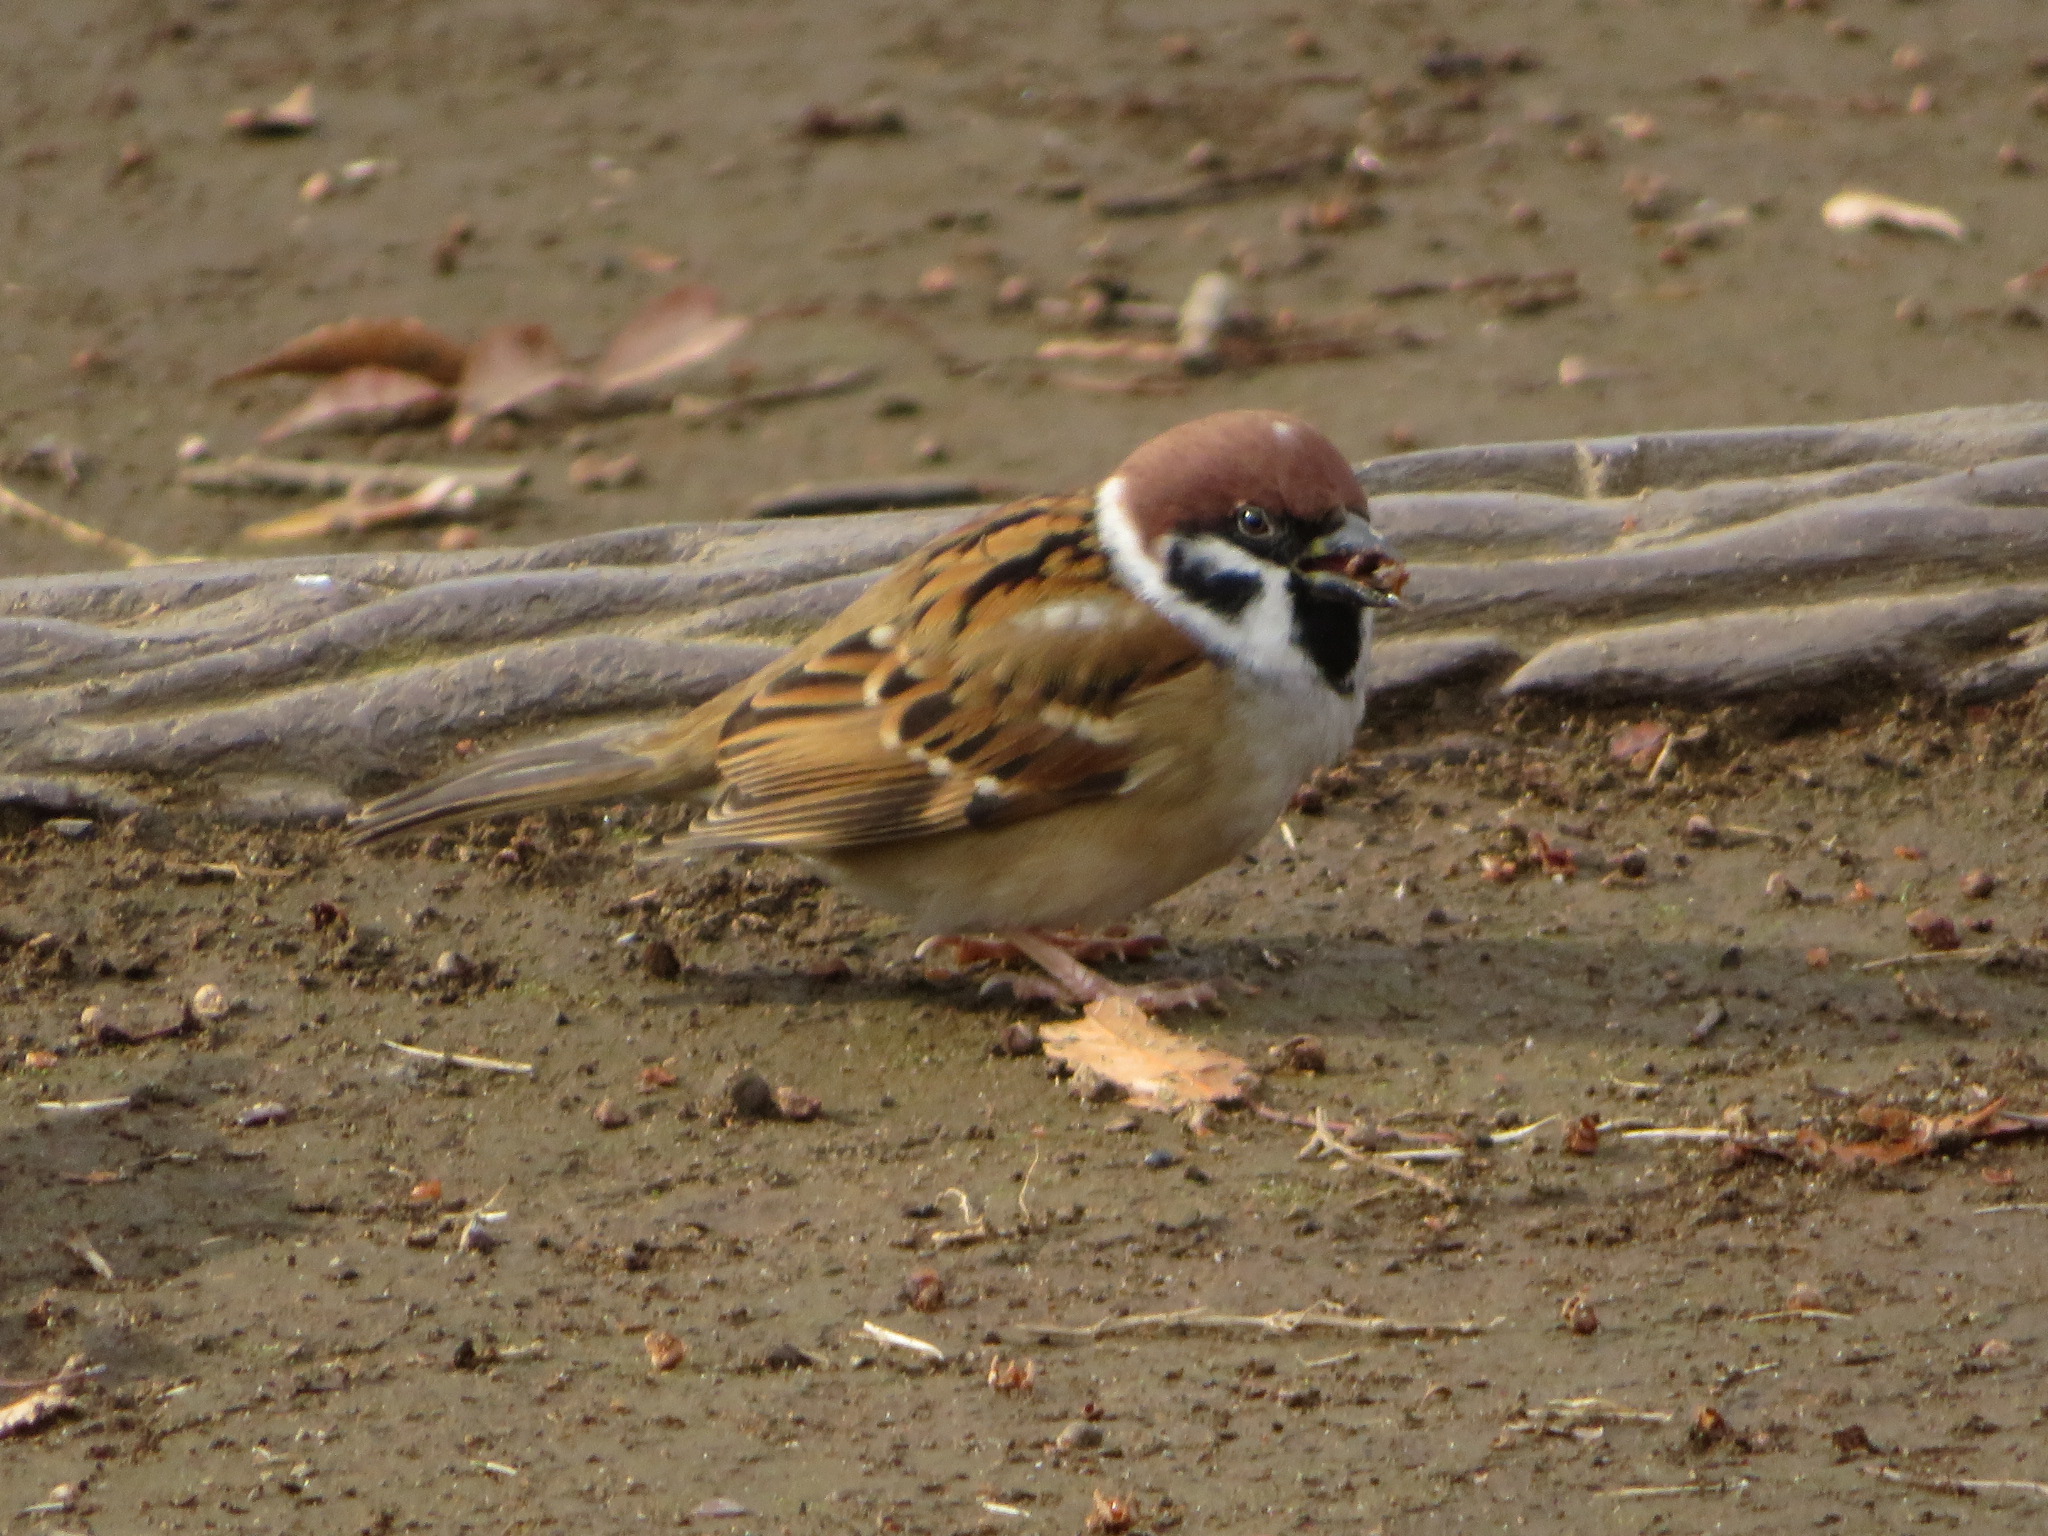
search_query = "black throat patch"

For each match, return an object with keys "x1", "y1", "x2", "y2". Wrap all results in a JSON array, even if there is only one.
[
  {"x1": 1286, "y1": 574, "x2": 1363, "y2": 692},
  {"x1": 1164, "y1": 540, "x2": 1260, "y2": 619}
]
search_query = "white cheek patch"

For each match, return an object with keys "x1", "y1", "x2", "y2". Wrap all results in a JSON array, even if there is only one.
[{"x1": 1095, "y1": 476, "x2": 1314, "y2": 686}]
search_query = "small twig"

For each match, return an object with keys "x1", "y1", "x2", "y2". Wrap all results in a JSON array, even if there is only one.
[
  {"x1": 1296, "y1": 1105, "x2": 1363, "y2": 1162},
  {"x1": 1299, "y1": 1350, "x2": 1360, "y2": 1369},
  {"x1": 1644, "y1": 732, "x2": 1678, "y2": 785},
  {"x1": 179, "y1": 456, "x2": 529, "y2": 505},
  {"x1": 1741, "y1": 1308, "x2": 1855, "y2": 1323},
  {"x1": 1018, "y1": 1302, "x2": 1496, "y2": 1343},
  {"x1": 1853, "y1": 944, "x2": 2018, "y2": 972},
  {"x1": 61, "y1": 1236, "x2": 116, "y2": 1281},
  {"x1": 36, "y1": 1096, "x2": 133, "y2": 1116},
  {"x1": 859, "y1": 1320, "x2": 947, "y2": 1362},
  {"x1": 1369, "y1": 1156, "x2": 1454, "y2": 1199},
  {"x1": 1597, "y1": 1479, "x2": 1746, "y2": 1499},
  {"x1": 1865, "y1": 1465, "x2": 2048, "y2": 1500},
  {"x1": 0, "y1": 1361, "x2": 104, "y2": 1393},
  {"x1": 1016, "y1": 1144, "x2": 1041, "y2": 1228},
  {"x1": 929, "y1": 1185, "x2": 993, "y2": 1249},
  {"x1": 1483, "y1": 1114, "x2": 1560, "y2": 1145},
  {"x1": 747, "y1": 475, "x2": 998, "y2": 519},
  {"x1": 1974, "y1": 1202, "x2": 2048, "y2": 1215},
  {"x1": 1713, "y1": 1359, "x2": 1781, "y2": 1394},
  {"x1": 1, "y1": 480, "x2": 158, "y2": 566},
  {"x1": 677, "y1": 364, "x2": 878, "y2": 423},
  {"x1": 379, "y1": 1039, "x2": 535, "y2": 1076},
  {"x1": 1538, "y1": 1397, "x2": 1675, "y2": 1427}
]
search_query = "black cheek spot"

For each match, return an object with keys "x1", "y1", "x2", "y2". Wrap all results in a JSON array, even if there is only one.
[{"x1": 1165, "y1": 542, "x2": 1261, "y2": 619}]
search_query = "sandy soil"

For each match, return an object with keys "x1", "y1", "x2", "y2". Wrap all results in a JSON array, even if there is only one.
[{"x1": 6, "y1": 4, "x2": 2048, "y2": 1533}]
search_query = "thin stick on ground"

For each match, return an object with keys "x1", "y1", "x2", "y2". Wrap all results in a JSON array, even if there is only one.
[
  {"x1": 1853, "y1": 944, "x2": 2045, "y2": 972},
  {"x1": 859, "y1": 1320, "x2": 947, "y2": 1362},
  {"x1": 1741, "y1": 1307, "x2": 1855, "y2": 1323},
  {"x1": 1865, "y1": 1466, "x2": 2048, "y2": 1499},
  {"x1": 1, "y1": 480, "x2": 157, "y2": 566},
  {"x1": 379, "y1": 1039, "x2": 535, "y2": 1075},
  {"x1": 37, "y1": 1096, "x2": 134, "y2": 1115},
  {"x1": 1018, "y1": 1302, "x2": 1497, "y2": 1343},
  {"x1": 1596, "y1": 1479, "x2": 1747, "y2": 1499}
]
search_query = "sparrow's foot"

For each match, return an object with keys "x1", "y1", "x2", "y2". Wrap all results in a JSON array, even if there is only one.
[
  {"x1": 986, "y1": 929, "x2": 1217, "y2": 1014},
  {"x1": 914, "y1": 928, "x2": 1167, "y2": 968}
]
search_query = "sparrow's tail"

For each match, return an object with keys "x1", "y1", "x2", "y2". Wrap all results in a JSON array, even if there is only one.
[{"x1": 347, "y1": 720, "x2": 718, "y2": 845}]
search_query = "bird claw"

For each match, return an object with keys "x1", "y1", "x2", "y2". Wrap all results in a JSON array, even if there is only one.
[
  {"x1": 917, "y1": 929, "x2": 1167, "y2": 967},
  {"x1": 978, "y1": 970, "x2": 1217, "y2": 1014}
]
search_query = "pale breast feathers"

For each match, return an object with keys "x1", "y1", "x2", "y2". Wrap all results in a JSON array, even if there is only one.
[{"x1": 683, "y1": 498, "x2": 1208, "y2": 852}]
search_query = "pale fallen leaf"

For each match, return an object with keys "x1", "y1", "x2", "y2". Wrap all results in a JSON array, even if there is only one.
[
  {"x1": 450, "y1": 323, "x2": 592, "y2": 443},
  {"x1": 225, "y1": 82, "x2": 318, "y2": 137},
  {"x1": 0, "y1": 1376, "x2": 78, "y2": 1442},
  {"x1": 590, "y1": 284, "x2": 750, "y2": 405},
  {"x1": 1040, "y1": 997, "x2": 1256, "y2": 1113},
  {"x1": 220, "y1": 316, "x2": 469, "y2": 386},
  {"x1": 1821, "y1": 189, "x2": 1968, "y2": 241},
  {"x1": 258, "y1": 366, "x2": 453, "y2": 443},
  {"x1": 241, "y1": 474, "x2": 477, "y2": 542}
]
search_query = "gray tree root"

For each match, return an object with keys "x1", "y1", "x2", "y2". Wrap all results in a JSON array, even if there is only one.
[{"x1": 4, "y1": 401, "x2": 2046, "y2": 823}]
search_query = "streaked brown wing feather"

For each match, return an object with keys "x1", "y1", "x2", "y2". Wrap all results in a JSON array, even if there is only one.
[{"x1": 684, "y1": 496, "x2": 1207, "y2": 852}]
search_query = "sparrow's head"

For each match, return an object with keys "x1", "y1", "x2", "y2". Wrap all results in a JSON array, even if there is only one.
[{"x1": 1095, "y1": 410, "x2": 1404, "y2": 692}]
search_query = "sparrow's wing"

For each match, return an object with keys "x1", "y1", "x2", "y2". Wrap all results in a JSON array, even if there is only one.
[{"x1": 683, "y1": 496, "x2": 1209, "y2": 853}]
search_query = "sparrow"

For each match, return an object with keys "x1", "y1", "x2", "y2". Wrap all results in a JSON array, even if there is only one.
[{"x1": 350, "y1": 409, "x2": 1403, "y2": 1008}]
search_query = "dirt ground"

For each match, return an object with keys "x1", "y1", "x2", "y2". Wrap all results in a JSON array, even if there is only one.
[{"x1": 6, "y1": 2, "x2": 2048, "y2": 1533}]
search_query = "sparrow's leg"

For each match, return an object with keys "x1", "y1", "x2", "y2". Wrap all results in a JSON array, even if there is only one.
[
  {"x1": 987, "y1": 929, "x2": 1216, "y2": 1013},
  {"x1": 915, "y1": 929, "x2": 1167, "y2": 967}
]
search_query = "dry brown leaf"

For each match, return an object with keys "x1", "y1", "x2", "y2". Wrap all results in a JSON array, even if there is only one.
[
  {"x1": 221, "y1": 317, "x2": 469, "y2": 386},
  {"x1": 242, "y1": 474, "x2": 477, "y2": 542},
  {"x1": 590, "y1": 284, "x2": 750, "y2": 404},
  {"x1": 0, "y1": 1375, "x2": 78, "y2": 1441},
  {"x1": 258, "y1": 366, "x2": 454, "y2": 443},
  {"x1": 1039, "y1": 997, "x2": 1256, "y2": 1113},
  {"x1": 643, "y1": 1328, "x2": 689, "y2": 1372},
  {"x1": 1797, "y1": 1097, "x2": 2026, "y2": 1167},
  {"x1": 449, "y1": 323, "x2": 592, "y2": 443}
]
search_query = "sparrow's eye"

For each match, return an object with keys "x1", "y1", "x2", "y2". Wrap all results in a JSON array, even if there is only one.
[{"x1": 1235, "y1": 505, "x2": 1276, "y2": 541}]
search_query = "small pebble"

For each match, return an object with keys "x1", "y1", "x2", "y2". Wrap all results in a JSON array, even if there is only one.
[
  {"x1": 721, "y1": 1069, "x2": 780, "y2": 1120},
  {"x1": 1960, "y1": 868, "x2": 1997, "y2": 899},
  {"x1": 44, "y1": 818, "x2": 95, "y2": 840},
  {"x1": 237, "y1": 1101, "x2": 291, "y2": 1128},
  {"x1": 991, "y1": 1021, "x2": 1041, "y2": 1057},
  {"x1": 1055, "y1": 1419, "x2": 1105, "y2": 1451},
  {"x1": 593, "y1": 1097, "x2": 631, "y2": 1129},
  {"x1": 902, "y1": 1266, "x2": 945, "y2": 1312},
  {"x1": 642, "y1": 938, "x2": 682, "y2": 981},
  {"x1": 1906, "y1": 908, "x2": 1961, "y2": 952},
  {"x1": 1142, "y1": 1148, "x2": 1178, "y2": 1169},
  {"x1": 190, "y1": 983, "x2": 232, "y2": 1021},
  {"x1": 431, "y1": 950, "x2": 476, "y2": 983},
  {"x1": 772, "y1": 1085, "x2": 822, "y2": 1121}
]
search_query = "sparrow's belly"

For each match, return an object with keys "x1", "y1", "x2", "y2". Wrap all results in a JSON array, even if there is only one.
[{"x1": 819, "y1": 669, "x2": 1363, "y2": 933}]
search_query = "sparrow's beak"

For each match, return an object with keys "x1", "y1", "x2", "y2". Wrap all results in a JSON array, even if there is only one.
[{"x1": 1295, "y1": 512, "x2": 1406, "y2": 609}]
